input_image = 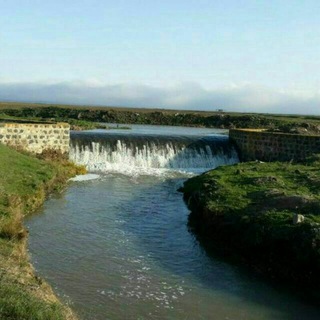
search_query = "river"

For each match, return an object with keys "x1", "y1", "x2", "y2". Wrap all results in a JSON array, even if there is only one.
[{"x1": 26, "y1": 125, "x2": 320, "y2": 320}]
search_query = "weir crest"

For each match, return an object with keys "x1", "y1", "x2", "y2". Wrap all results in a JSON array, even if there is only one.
[{"x1": 69, "y1": 131, "x2": 239, "y2": 175}]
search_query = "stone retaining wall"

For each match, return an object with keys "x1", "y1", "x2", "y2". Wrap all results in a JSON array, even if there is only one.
[
  {"x1": 229, "y1": 129, "x2": 320, "y2": 161},
  {"x1": 0, "y1": 122, "x2": 70, "y2": 154}
]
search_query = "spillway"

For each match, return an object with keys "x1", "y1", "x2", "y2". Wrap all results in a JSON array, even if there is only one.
[{"x1": 69, "y1": 130, "x2": 239, "y2": 174}]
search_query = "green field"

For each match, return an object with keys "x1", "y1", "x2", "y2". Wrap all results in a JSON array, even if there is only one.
[{"x1": 1, "y1": 101, "x2": 320, "y2": 133}]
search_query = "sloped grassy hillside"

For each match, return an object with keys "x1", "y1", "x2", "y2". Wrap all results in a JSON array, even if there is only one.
[
  {"x1": 0, "y1": 144, "x2": 84, "y2": 320},
  {"x1": 181, "y1": 156, "x2": 320, "y2": 288}
]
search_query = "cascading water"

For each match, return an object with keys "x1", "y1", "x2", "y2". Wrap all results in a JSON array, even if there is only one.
[{"x1": 69, "y1": 130, "x2": 239, "y2": 174}]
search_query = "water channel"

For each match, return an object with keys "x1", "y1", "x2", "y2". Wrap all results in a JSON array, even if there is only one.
[{"x1": 26, "y1": 125, "x2": 320, "y2": 319}]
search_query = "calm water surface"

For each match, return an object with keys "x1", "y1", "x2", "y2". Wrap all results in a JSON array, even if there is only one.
[{"x1": 26, "y1": 174, "x2": 320, "y2": 320}]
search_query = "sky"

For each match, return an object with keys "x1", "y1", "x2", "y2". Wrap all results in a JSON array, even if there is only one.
[{"x1": 1, "y1": 0, "x2": 320, "y2": 114}]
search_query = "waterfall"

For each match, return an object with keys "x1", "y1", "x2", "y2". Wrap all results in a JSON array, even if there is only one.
[{"x1": 69, "y1": 131, "x2": 239, "y2": 175}]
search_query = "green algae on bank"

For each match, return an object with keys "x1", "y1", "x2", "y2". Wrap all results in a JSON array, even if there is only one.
[
  {"x1": 180, "y1": 156, "x2": 320, "y2": 288},
  {"x1": 0, "y1": 143, "x2": 84, "y2": 320}
]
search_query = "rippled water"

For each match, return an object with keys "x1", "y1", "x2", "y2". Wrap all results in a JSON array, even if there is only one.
[{"x1": 26, "y1": 173, "x2": 320, "y2": 320}]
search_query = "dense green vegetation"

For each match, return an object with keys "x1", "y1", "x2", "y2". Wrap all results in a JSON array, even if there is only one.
[
  {"x1": 0, "y1": 144, "x2": 83, "y2": 320},
  {"x1": 181, "y1": 157, "x2": 320, "y2": 289},
  {"x1": 1, "y1": 102, "x2": 320, "y2": 134}
]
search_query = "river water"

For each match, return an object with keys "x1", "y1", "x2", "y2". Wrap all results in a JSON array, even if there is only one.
[{"x1": 26, "y1": 125, "x2": 320, "y2": 320}]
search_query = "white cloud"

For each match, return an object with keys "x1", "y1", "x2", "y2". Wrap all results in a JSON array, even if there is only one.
[{"x1": 0, "y1": 80, "x2": 319, "y2": 115}]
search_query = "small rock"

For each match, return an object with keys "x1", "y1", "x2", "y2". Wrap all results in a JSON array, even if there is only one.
[
  {"x1": 293, "y1": 214, "x2": 305, "y2": 224},
  {"x1": 254, "y1": 176, "x2": 278, "y2": 185}
]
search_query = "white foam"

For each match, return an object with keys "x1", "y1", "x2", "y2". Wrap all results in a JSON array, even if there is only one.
[
  {"x1": 69, "y1": 140, "x2": 239, "y2": 176},
  {"x1": 69, "y1": 174, "x2": 100, "y2": 181}
]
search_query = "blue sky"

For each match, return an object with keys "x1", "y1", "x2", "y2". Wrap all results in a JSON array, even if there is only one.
[{"x1": 1, "y1": 0, "x2": 320, "y2": 114}]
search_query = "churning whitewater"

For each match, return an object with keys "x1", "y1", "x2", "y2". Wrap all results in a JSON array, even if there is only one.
[{"x1": 69, "y1": 127, "x2": 239, "y2": 175}]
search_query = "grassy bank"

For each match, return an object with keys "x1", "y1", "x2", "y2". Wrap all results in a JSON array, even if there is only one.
[
  {"x1": 0, "y1": 144, "x2": 85, "y2": 319},
  {"x1": 181, "y1": 157, "x2": 320, "y2": 290},
  {"x1": 1, "y1": 102, "x2": 320, "y2": 134}
]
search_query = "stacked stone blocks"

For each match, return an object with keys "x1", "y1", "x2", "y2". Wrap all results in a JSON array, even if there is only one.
[
  {"x1": 229, "y1": 129, "x2": 320, "y2": 162},
  {"x1": 0, "y1": 122, "x2": 70, "y2": 154}
]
